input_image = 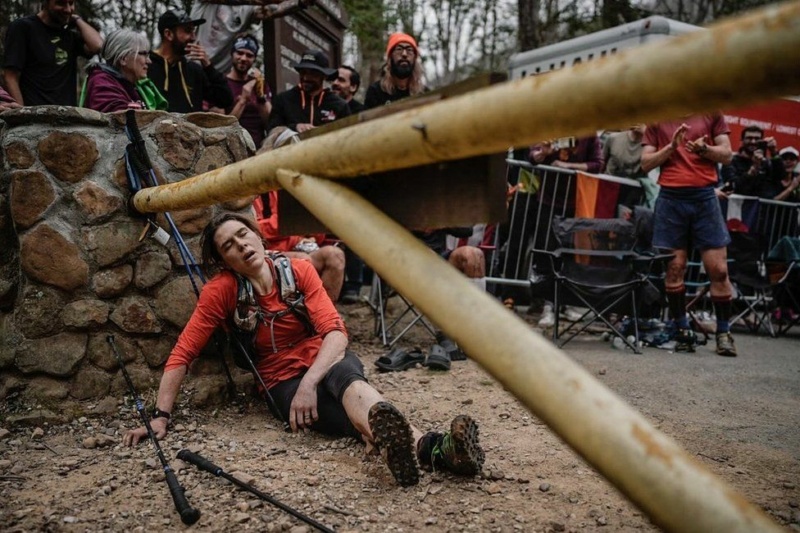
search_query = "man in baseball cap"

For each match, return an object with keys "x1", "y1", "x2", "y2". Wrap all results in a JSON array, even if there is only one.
[
  {"x1": 149, "y1": 9, "x2": 231, "y2": 113},
  {"x1": 364, "y1": 32, "x2": 425, "y2": 109}
]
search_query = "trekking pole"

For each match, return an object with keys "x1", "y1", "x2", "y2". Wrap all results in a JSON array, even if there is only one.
[
  {"x1": 231, "y1": 335, "x2": 291, "y2": 433},
  {"x1": 176, "y1": 449, "x2": 334, "y2": 533},
  {"x1": 108, "y1": 335, "x2": 201, "y2": 526}
]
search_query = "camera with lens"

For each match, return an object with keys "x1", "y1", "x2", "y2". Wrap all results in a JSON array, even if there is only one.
[
  {"x1": 552, "y1": 137, "x2": 577, "y2": 151},
  {"x1": 755, "y1": 140, "x2": 768, "y2": 152}
]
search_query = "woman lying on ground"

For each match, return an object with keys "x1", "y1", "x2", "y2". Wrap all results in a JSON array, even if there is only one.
[
  {"x1": 122, "y1": 213, "x2": 484, "y2": 486},
  {"x1": 83, "y1": 29, "x2": 166, "y2": 113}
]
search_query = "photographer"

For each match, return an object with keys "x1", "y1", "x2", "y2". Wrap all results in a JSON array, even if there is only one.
[{"x1": 720, "y1": 126, "x2": 782, "y2": 198}]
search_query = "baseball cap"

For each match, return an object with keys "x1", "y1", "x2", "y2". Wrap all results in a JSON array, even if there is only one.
[
  {"x1": 158, "y1": 10, "x2": 206, "y2": 34},
  {"x1": 779, "y1": 146, "x2": 799, "y2": 159},
  {"x1": 290, "y1": 50, "x2": 337, "y2": 79}
]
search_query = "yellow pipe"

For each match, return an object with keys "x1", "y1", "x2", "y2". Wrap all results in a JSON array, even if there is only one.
[
  {"x1": 275, "y1": 169, "x2": 781, "y2": 533},
  {"x1": 134, "y1": 2, "x2": 800, "y2": 214}
]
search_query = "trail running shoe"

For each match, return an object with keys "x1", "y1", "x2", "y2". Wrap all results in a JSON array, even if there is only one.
[
  {"x1": 368, "y1": 402, "x2": 419, "y2": 487},
  {"x1": 674, "y1": 328, "x2": 697, "y2": 353},
  {"x1": 425, "y1": 415, "x2": 485, "y2": 476},
  {"x1": 715, "y1": 332, "x2": 737, "y2": 357}
]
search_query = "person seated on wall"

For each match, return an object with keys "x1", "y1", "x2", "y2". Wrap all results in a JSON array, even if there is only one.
[
  {"x1": 122, "y1": 213, "x2": 486, "y2": 487},
  {"x1": 82, "y1": 29, "x2": 168, "y2": 113},
  {"x1": 252, "y1": 191, "x2": 345, "y2": 303}
]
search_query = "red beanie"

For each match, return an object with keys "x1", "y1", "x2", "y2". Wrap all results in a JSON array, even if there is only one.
[{"x1": 386, "y1": 32, "x2": 418, "y2": 58}]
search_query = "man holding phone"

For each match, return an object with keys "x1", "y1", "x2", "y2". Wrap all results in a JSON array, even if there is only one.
[{"x1": 720, "y1": 125, "x2": 782, "y2": 198}]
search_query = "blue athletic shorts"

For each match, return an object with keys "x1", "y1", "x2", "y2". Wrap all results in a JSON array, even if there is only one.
[{"x1": 653, "y1": 188, "x2": 730, "y2": 251}]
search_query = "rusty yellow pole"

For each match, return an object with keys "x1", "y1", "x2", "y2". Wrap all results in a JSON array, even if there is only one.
[
  {"x1": 134, "y1": 2, "x2": 800, "y2": 213},
  {"x1": 275, "y1": 169, "x2": 780, "y2": 533}
]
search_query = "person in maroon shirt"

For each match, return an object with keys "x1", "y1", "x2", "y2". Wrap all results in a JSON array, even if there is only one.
[
  {"x1": 225, "y1": 33, "x2": 270, "y2": 148},
  {"x1": 123, "y1": 214, "x2": 485, "y2": 486}
]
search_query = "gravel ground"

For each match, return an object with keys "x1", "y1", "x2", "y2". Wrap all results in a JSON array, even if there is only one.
[{"x1": 1, "y1": 303, "x2": 799, "y2": 532}]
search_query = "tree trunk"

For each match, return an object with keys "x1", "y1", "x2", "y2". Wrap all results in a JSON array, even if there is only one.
[{"x1": 518, "y1": 0, "x2": 541, "y2": 52}]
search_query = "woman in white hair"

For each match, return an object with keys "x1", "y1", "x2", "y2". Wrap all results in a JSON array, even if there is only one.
[{"x1": 83, "y1": 29, "x2": 165, "y2": 112}]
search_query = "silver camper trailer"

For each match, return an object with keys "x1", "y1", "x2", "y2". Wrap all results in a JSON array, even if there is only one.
[{"x1": 508, "y1": 16, "x2": 701, "y2": 79}]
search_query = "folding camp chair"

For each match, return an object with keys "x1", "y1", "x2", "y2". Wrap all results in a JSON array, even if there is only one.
[
  {"x1": 366, "y1": 274, "x2": 437, "y2": 347},
  {"x1": 728, "y1": 231, "x2": 797, "y2": 337},
  {"x1": 545, "y1": 217, "x2": 669, "y2": 353}
]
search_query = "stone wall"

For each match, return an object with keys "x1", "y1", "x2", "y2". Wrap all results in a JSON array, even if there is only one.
[{"x1": 0, "y1": 107, "x2": 255, "y2": 409}]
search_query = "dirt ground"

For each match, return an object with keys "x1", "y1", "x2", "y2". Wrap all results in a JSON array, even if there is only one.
[{"x1": 1, "y1": 301, "x2": 800, "y2": 532}]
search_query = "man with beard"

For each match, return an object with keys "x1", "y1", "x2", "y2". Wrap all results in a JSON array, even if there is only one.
[
  {"x1": 225, "y1": 33, "x2": 271, "y2": 148},
  {"x1": 149, "y1": 9, "x2": 233, "y2": 113},
  {"x1": 266, "y1": 49, "x2": 350, "y2": 133},
  {"x1": 720, "y1": 126, "x2": 782, "y2": 199},
  {"x1": 331, "y1": 65, "x2": 364, "y2": 114},
  {"x1": 3, "y1": 0, "x2": 102, "y2": 106},
  {"x1": 364, "y1": 32, "x2": 425, "y2": 109}
]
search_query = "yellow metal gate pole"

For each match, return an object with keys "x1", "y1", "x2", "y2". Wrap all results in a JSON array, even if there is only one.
[
  {"x1": 275, "y1": 169, "x2": 781, "y2": 533},
  {"x1": 134, "y1": 2, "x2": 800, "y2": 214}
]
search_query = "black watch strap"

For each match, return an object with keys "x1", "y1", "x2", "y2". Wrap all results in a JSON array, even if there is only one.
[{"x1": 151, "y1": 408, "x2": 171, "y2": 420}]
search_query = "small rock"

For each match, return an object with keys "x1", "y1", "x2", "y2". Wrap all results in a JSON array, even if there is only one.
[
  {"x1": 461, "y1": 399, "x2": 473, "y2": 405},
  {"x1": 598, "y1": 368, "x2": 607, "y2": 375},
  {"x1": 0, "y1": 428, "x2": 11, "y2": 440},
  {"x1": 486, "y1": 482, "x2": 502, "y2": 495},
  {"x1": 0, "y1": 459, "x2": 12, "y2": 471},
  {"x1": 425, "y1": 517, "x2": 438, "y2": 525},
  {"x1": 596, "y1": 516, "x2": 608, "y2": 526},
  {"x1": 63, "y1": 516, "x2": 78, "y2": 523},
  {"x1": 489, "y1": 470, "x2": 505, "y2": 481},
  {"x1": 31, "y1": 427, "x2": 45, "y2": 440},
  {"x1": 539, "y1": 483, "x2": 551, "y2": 492},
  {"x1": 144, "y1": 458, "x2": 157, "y2": 469},
  {"x1": 551, "y1": 522, "x2": 566, "y2": 532},
  {"x1": 790, "y1": 501, "x2": 798, "y2": 509},
  {"x1": 306, "y1": 476, "x2": 320, "y2": 486},
  {"x1": 289, "y1": 526, "x2": 310, "y2": 533},
  {"x1": 233, "y1": 512, "x2": 250, "y2": 523},
  {"x1": 230, "y1": 471, "x2": 255, "y2": 485},
  {"x1": 785, "y1": 482, "x2": 796, "y2": 490},
  {"x1": 236, "y1": 502, "x2": 249, "y2": 512},
  {"x1": 82, "y1": 437, "x2": 98, "y2": 449}
]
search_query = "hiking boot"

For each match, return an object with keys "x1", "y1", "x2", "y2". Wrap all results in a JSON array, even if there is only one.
[
  {"x1": 368, "y1": 402, "x2": 419, "y2": 486},
  {"x1": 674, "y1": 328, "x2": 697, "y2": 353},
  {"x1": 418, "y1": 415, "x2": 485, "y2": 476},
  {"x1": 715, "y1": 332, "x2": 737, "y2": 357}
]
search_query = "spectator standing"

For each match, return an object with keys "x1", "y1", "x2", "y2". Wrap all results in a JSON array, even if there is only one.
[
  {"x1": 774, "y1": 147, "x2": 800, "y2": 202},
  {"x1": 603, "y1": 124, "x2": 656, "y2": 207},
  {"x1": 83, "y1": 29, "x2": 162, "y2": 113},
  {"x1": 225, "y1": 33, "x2": 271, "y2": 148},
  {"x1": 148, "y1": 10, "x2": 233, "y2": 113},
  {"x1": 363, "y1": 33, "x2": 425, "y2": 108},
  {"x1": 266, "y1": 49, "x2": 350, "y2": 133},
  {"x1": 641, "y1": 114, "x2": 736, "y2": 356},
  {"x1": 3, "y1": 0, "x2": 102, "y2": 106},
  {"x1": 191, "y1": 1, "x2": 270, "y2": 75},
  {"x1": 331, "y1": 65, "x2": 365, "y2": 114},
  {"x1": 720, "y1": 126, "x2": 781, "y2": 198}
]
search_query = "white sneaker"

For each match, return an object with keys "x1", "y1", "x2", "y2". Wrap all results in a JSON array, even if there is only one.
[
  {"x1": 560, "y1": 306, "x2": 584, "y2": 322},
  {"x1": 538, "y1": 305, "x2": 555, "y2": 327}
]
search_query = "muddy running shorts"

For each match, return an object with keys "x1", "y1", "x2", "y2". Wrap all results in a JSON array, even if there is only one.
[{"x1": 653, "y1": 188, "x2": 731, "y2": 251}]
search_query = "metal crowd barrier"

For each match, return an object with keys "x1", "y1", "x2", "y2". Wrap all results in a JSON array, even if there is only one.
[{"x1": 486, "y1": 160, "x2": 642, "y2": 296}]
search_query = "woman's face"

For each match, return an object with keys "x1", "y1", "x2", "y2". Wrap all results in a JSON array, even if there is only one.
[
  {"x1": 120, "y1": 48, "x2": 151, "y2": 82},
  {"x1": 212, "y1": 220, "x2": 266, "y2": 274}
]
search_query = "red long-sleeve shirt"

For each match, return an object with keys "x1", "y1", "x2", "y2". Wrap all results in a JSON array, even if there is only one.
[{"x1": 165, "y1": 257, "x2": 347, "y2": 389}]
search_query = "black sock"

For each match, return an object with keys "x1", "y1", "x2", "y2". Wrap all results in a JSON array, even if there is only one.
[
  {"x1": 712, "y1": 295, "x2": 732, "y2": 334},
  {"x1": 666, "y1": 284, "x2": 689, "y2": 328},
  {"x1": 416, "y1": 432, "x2": 442, "y2": 470}
]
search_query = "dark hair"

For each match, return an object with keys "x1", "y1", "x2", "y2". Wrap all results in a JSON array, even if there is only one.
[
  {"x1": 341, "y1": 65, "x2": 360, "y2": 91},
  {"x1": 741, "y1": 125, "x2": 764, "y2": 140},
  {"x1": 200, "y1": 212, "x2": 264, "y2": 277}
]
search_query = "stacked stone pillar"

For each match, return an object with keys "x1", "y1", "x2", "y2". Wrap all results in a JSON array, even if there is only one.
[{"x1": 0, "y1": 108, "x2": 255, "y2": 406}]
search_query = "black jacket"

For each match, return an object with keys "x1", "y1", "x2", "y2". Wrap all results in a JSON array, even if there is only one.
[
  {"x1": 148, "y1": 52, "x2": 233, "y2": 113},
  {"x1": 267, "y1": 86, "x2": 350, "y2": 132}
]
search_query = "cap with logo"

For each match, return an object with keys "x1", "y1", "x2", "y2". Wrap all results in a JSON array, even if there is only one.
[
  {"x1": 290, "y1": 50, "x2": 337, "y2": 79},
  {"x1": 158, "y1": 10, "x2": 206, "y2": 34}
]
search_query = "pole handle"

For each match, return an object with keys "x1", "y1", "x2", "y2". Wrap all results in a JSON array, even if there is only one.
[
  {"x1": 165, "y1": 469, "x2": 201, "y2": 525},
  {"x1": 177, "y1": 449, "x2": 222, "y2": 476}
]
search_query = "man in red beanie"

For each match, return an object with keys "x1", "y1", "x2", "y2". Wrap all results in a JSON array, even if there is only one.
[{"x1": 364, "y1": 32, "x2": 425, "y2": 109}]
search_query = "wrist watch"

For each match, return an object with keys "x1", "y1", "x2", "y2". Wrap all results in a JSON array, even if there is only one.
[{"x1": 151, "y1": 408, "x2": 171, "y2": 420}]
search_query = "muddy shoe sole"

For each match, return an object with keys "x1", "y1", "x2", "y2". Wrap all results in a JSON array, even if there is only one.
[
  {"x1": 445, "y1": 415, "x2": 485, "y2": 476},
  {"x1": 368, "y1": 402, "x2": 419, "y2": 487}
]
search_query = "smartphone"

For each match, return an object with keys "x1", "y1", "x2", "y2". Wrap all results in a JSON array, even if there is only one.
[
  {"x1": 756, "y1": 140, "x2": 768, "y2": 152},
  {"x1": 553, "y1": 137, "x2": 576, "y2": 150}
]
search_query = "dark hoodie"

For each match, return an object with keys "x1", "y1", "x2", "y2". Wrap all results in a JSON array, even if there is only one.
[
  {"x1": 267, "y1": 86, "x2": 350, "y2": 133},
  {"x1": 148, "y1": 51, "x2": 232, "y2": 113},
  {"x1": 84, "y1": 64, "x2": 143, "y2": 113}
]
